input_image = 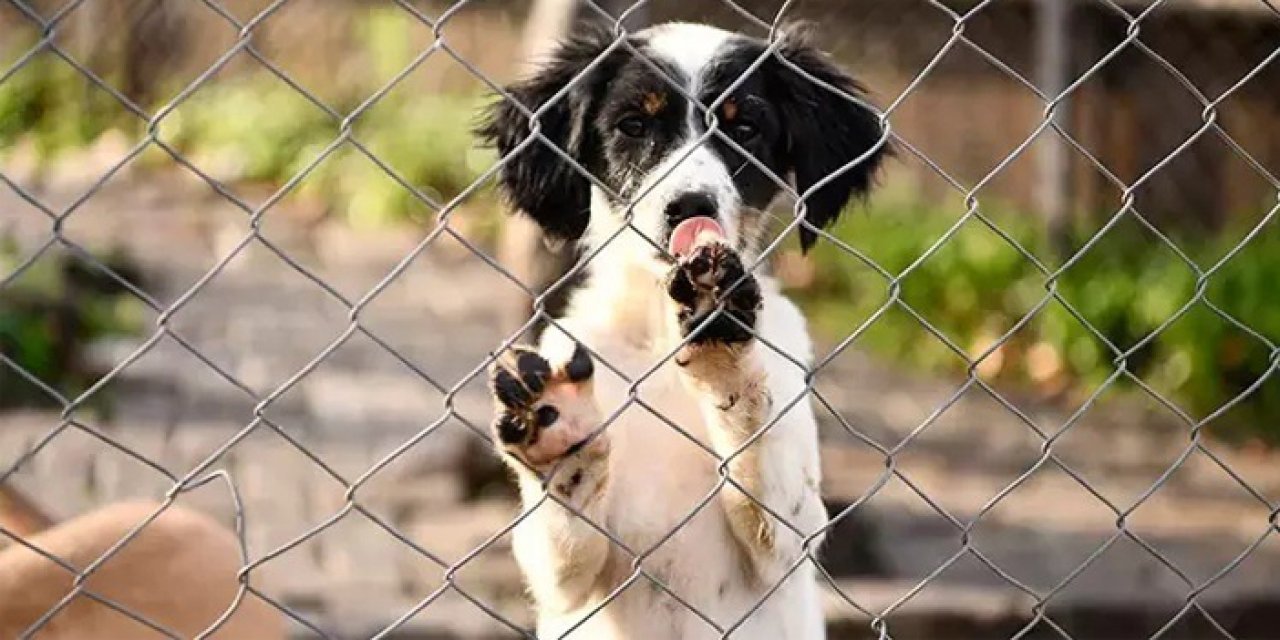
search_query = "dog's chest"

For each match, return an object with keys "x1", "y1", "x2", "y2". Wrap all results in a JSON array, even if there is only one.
[{"x1": 589, "y1": 347, "x2": 729, "y2": 541}]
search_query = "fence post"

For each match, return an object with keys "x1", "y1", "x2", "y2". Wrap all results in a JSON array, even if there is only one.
[{"x1": 1035, "y1": 0, "x2": 1073, "y2": 257}]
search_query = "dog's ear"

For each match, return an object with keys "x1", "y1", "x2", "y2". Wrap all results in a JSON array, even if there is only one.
[
  {"x1": 476, "y1": 24, "x2": 618, "y2": 243},
  {"x1": 769, "y1": 25, "x2": 890, "y2": 252}
]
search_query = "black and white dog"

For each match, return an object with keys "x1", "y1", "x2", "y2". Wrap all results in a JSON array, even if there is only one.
[{"x1": 478, "y1": 21, "x2": 887, "y2": 639}]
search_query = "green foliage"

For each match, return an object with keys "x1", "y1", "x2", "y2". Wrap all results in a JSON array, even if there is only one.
[
  {"x1": 307, "y1": 95, "x2": 496, "y2": 228},
  {"x1": 2, "y1": 12, "x2": 496, "y2": 230},
  {"x1": 0, "y1": 238, "x2": 145, "y2": 408},
  {"x1": 152, "y1": 73, "x2": 496, "y2": 227},
  {"x1": 161, "y1": 78, "x2": 334, "y2": 184},
  {"x1": 795, "y1": 196, "x2": 1280, "y2": 440},
  {"x1": 159, "y1": 82, "x2": 493, "y2": 227},
  {"x1": 0, "y1": 47, "x2": 124, "y2": 161},
  {"x1": 360, "y1": 5, "x2": 416, "y2": 81}
]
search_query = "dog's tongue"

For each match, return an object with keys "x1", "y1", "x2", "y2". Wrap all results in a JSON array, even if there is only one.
[{"x1": 668, "y1": 216, "x2": 724, "y2": 257}]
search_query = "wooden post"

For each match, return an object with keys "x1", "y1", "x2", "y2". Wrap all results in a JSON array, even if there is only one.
[{"x1": 1036, "y1": 0, "x2": 1073, "y2": 256}]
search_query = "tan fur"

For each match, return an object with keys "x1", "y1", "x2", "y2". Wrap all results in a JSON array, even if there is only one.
[
  {"x1": 722, "y1": 98, "x2": 738, "y2": 121},
  {"x1": 0, "y1": 486, "x2": 54, "y2": 539},
  {"x1": 642, "y1": 91, "x2": 667, "y2": 116},
  {"x1": 0, "y1": 501, "x2": 283, "y2": 640}
]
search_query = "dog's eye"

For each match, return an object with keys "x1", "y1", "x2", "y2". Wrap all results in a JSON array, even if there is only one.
[
  {"x1": 616, "y1": 116, "x2": 647, "y2": 138},
  {"x1": 729, "y1": 120, "x2": 759, "y2": 141}
]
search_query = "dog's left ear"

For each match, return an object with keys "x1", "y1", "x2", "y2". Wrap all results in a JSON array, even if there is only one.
[
  {"x1": 769, "y1": 26, "x2": 890, "y2": 252},
  {"x1": 475, "y1": 24, "x2": 617, "y2": 244}
]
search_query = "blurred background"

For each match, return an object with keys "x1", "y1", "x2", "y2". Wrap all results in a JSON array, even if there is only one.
[{"x1": 2, "y1": 0, "x2": 1279, "y2": 638}]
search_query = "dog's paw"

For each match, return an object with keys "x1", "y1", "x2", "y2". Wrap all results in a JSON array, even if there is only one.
[
  {"x1": 488, "y1": 343, "x2": 603, "y2": 470},
  {"x1": 666, "y1": 242, "x2": 762, "y2": 346}
]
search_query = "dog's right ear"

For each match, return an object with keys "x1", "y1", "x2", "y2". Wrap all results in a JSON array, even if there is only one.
[
  {"x1": 769, "y1": 24, "x2": 891, "y2": 253},
  {"x1": 476, "y1": 24, "x2": 618, "y2": 243}
]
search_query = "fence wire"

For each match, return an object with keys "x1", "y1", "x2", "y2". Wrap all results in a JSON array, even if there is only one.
[{"x1": 1, "y1": 0, "x2": 1279, "y2": 639}]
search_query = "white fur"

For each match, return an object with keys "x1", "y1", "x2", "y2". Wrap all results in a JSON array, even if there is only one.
[
  {"x1": 502, "y1": 23, "x2": 829, "y2": 640},
  {"x1": 592, "y1": 141, "x2": 742, "y2": 272},
  {"x1": 642, "y1": 23, "x2": 737, "y2": 96}
]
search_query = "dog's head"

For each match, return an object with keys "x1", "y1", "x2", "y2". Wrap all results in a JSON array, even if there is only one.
[{"x1": 478, "y1": 22, "x2": 888, "y2": 267}]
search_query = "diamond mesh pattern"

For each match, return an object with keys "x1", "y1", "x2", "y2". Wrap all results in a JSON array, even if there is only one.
[{"x1": 2, "y1": 0, "x2": 1279, "y2": 638}]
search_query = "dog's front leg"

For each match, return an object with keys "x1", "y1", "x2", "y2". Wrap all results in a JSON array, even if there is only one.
[
  {"x1": 666, "y1": 243, "x2": 825, "y2": 587},
  {"x1": 488, "y1": 343, "x2": 612, "y2": 614}
]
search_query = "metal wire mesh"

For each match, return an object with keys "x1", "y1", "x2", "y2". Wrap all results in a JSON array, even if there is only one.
[{"x1": 1, "y1": 0, "x2": 1279, "y2": 638}]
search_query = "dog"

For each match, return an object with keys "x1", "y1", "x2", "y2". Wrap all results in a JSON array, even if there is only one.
[
  {"x1": 0, "y1": 488, "x2": 283, "y2": 639},
  {"x1": 477, "y1": 21, "x2": 887, "y2": 639}
]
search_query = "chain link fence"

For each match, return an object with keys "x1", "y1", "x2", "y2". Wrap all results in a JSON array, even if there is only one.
[{"x1": 2, "y1": 0, "x2": 1280, "y2": 638}]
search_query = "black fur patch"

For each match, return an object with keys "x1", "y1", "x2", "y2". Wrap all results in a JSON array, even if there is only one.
[
  {"x1": 698, "y1": 46, "x2": 791, "y2": 214},
  {"x1": 768, "y1": 27, "x2": 891, "y2": 251},
  {"x1": 696, "y1": 27, "x2": 891, "y2": 251},
  {"x1": 475, "y1": 24, "x2": 626, "y2": 242},
  {"x1": 592, "y1": 52, "x2": 689, "y2": 205}
]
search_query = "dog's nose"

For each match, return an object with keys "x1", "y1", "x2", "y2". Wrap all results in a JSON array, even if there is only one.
[{"x1": 665, "y1": 192, "x2": 717, "y2": 224}]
